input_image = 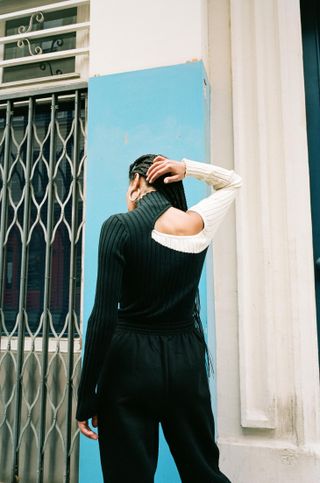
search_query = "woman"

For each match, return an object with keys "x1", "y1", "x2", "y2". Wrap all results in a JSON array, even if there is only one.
[{"x1": 76, "y1": 154, "x2": 242, "y2": 483}]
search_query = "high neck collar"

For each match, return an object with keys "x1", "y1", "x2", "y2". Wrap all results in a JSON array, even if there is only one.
[
  {"x1": 137, "y1": 189, "x2": 158, "y2": 202},
  {"x1": 136, "y1": 189, "x2": 172, "y2": 210}
]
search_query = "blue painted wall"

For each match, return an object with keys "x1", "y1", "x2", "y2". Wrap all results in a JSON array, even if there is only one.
[{"x1": 79, "y1": 61, "x2": 213, "y2": 483}]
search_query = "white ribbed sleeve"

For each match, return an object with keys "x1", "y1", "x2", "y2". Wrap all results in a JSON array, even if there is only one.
[
  {"x1": 151, "y1": 158, "x2": 242, "y2": 253},
  {"x1": 184, "y1": 158, "x2": 242, "y2": 237}
]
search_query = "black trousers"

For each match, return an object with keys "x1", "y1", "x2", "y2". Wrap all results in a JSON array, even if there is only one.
[{"x1": 97, "y1": 319, "x2": 232, "y2": 483}]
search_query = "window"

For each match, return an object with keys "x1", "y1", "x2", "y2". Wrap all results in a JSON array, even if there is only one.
[
  {"x1": 0, "y1": 89, "x2": 87, "y2": 337},
  {"x1": 0, "y1": 0, "x2": 89, "y2": 88}
]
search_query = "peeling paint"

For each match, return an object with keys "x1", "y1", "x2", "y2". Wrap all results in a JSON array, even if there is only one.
[{"x1": 280, "y1": 449, "x2": 298, "y2": 466}]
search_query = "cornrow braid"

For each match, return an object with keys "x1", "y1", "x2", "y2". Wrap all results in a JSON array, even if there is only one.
[
  {"x1": 129, "y1": 154, "x2": 188, "y2": 211},
  {"x1": 128, "y1": 154, "x2": 214, "y2": 377}
]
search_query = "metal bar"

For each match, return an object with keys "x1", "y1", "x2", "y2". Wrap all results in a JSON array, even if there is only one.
[
  {"x1": 0, "y1": 47, "x2": 89, "y2": 68},
  {"x1": 0, "y1": 21, "x2": 90, "y2": 45},
  {"x1": 12, "y1": 95, "x2": 77, "y2": 108},
  {"x1": 0, "y1": 82, "x2": 87, "y2": 101},
  {"x1": 0, "y1": 101, "x2": 11, "y2": 320},
  {"x1": 36, "y1": 94, "x2": 57, "y2": 483},
  {"x1": 11, "y1": 96, "x2": 34, "y2": 483},
  {"x1": 64, "y1": 89, "x2": 80, "y2": 483},
  {"x1": 0, "y1": 102, "x2": 11, "y2": 469},
  {"x1": 6, "y1": 94, "x2": 78, "y2": 109},
  {"x1": 0, "y1": 73, "x2": 80, "y2": 90},
  {"x1": 0, "y1": 336, "x2": 81, "y2": 353},
  {"x1": 0, "y1": 0, "x2": 90, "y2": 22}
]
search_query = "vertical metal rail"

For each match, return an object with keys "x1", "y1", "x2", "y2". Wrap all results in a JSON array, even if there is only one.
[
  {"x1": 64, "y1": 90, "x2": 80, "y2": 483},
  {"x1": 0, "y1": 102, "x2": 12, "y2": 473},
  {"x1": 11, "y1": 97, "x2": 34, "y2": 483},
  {"x1": 36, "y1": 94, "x2": 57, "y2": 483},
  {"x1": 0, "y1": 101, "x2": 11, "y2": 328}
]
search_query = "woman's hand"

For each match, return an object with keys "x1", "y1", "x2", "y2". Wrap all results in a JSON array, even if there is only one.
[
  {"x1": 78, "y1": 415, "x2": 99, "y2": 440},
  {"x1": 146, "y1": 155, "x2": 186, "y2": 184}
]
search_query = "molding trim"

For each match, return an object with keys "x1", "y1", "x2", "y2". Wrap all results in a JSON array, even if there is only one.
[
  {"x1": 230, "y1": 0, "x2": 320, "y2": 440},
  {"x1": 230, "y1": 0, "x2": 277, "y2": 429}
]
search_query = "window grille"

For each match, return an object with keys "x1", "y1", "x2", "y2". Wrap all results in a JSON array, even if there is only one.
[
  {"x1": 0, "y1": 0, "x2": 89, "y2": 86},
  {"x1": 0, "y1": 86, "x2": 87, "y2": 483}
]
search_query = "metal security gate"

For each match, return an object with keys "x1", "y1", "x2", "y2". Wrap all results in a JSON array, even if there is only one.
[{"x1": 0, "y1": 87, "x2": 87, "y2": 483}]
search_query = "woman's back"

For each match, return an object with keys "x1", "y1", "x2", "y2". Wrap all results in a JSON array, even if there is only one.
[
  {"x1": 76, "y1": 156, "x2": 242, "y2": 425},
  {"x1": 117, "y1": 190, "x2": 208, "y2": 323}
]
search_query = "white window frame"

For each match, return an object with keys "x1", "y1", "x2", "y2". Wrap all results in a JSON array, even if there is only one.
[{"x1": 0, "y1": 0, "x2": 89, "y2": 94}]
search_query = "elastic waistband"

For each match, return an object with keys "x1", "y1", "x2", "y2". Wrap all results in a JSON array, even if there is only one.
[{"x1": 116, "y1": 317, "x2": 195, "y2": 335}]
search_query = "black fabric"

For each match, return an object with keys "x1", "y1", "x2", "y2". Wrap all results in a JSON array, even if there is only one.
[
  {"x1": 76, "y1": 190, "x2": 209, "y2": 421},
  {"x1": 128, "y1": 155, "x2": 213, "y2": 375},
  {"x1": 97, "y1": 322, "x2": 232, "y2": 483},
  {"x1": 76, "y1": 188, "x2": 232, "y2": 482}
]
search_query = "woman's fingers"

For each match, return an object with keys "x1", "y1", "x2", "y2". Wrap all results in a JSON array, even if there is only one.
[
  {"x1": 147, "y1": 160, "x2": 174, "y2": 180},
  {"x1": 164, "y1": 174, "x2": 180, "y2": 184},
  {"x1": 147, "y1": 160, "x2": 184, "y2": 183},
  {"x1": 153, "y1": 155, "x2": 166, "y2": 162},
  {"x1": 147, "y1": 159, "x2": 169, "y2": 177},
  {"x1": 147, "y1": 166, "x2": 169, "y2": 182},
  {"x1": 78, "y1": 420, "x2": 99, "y2": 440}
]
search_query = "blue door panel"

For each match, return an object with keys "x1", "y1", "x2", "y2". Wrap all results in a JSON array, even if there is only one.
[{"x1": 79, "y1": 61, "x2": 212, "y2": 482}]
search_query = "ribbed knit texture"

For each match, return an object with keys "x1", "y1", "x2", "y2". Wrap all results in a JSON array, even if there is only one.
[
  {"x1": 76, "y1": 159, "x2": 242, "y2": 421},
  {"x1": 151, "y1": 158, "x2": 243, "y2": 253},
  {"x1": 76, "y1": 215, "x2": 128, "y2": 421}
]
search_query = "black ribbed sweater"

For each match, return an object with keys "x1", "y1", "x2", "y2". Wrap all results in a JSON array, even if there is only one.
[{"x1": 76, "y1": 190, "x2": 208, "y2": 421}]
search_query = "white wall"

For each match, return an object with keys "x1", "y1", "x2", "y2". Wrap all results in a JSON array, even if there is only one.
[
  {"x1": 208, "y1": 0, "x2": 320, "y2": 481},
  {"x1": 89, "y1": 0, "x2": 208, "y2": 76}
]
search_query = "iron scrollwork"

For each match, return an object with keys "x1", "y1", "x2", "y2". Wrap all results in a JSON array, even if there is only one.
[
  {"x1": 16, "y1": 11, "x2": 64, "y2": 76},
  {"x1": 17, "y1": 12, "x2": 44, "y2": 56}
]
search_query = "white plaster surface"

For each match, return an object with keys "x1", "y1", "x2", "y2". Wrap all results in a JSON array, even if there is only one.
[
  {"x1": 208, "y1": 0, "x2": 320, "y2": 481},
  {"x1": 89, "y1": 0, "x2": 208, "y2": 76}
]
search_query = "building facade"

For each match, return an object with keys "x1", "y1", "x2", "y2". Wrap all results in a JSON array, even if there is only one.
[{"x1": 0, "y1": 1, "x2": 319, "y2": 482}]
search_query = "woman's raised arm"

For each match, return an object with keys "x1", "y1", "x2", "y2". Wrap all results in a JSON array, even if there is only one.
[{"x1": 183, "y1": 157, "x2": 242, "y2": 241}]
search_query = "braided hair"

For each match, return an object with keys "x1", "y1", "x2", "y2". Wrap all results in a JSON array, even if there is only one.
[{"x1": 128, "y1": 154, "x2": 214, "y2": 377}]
